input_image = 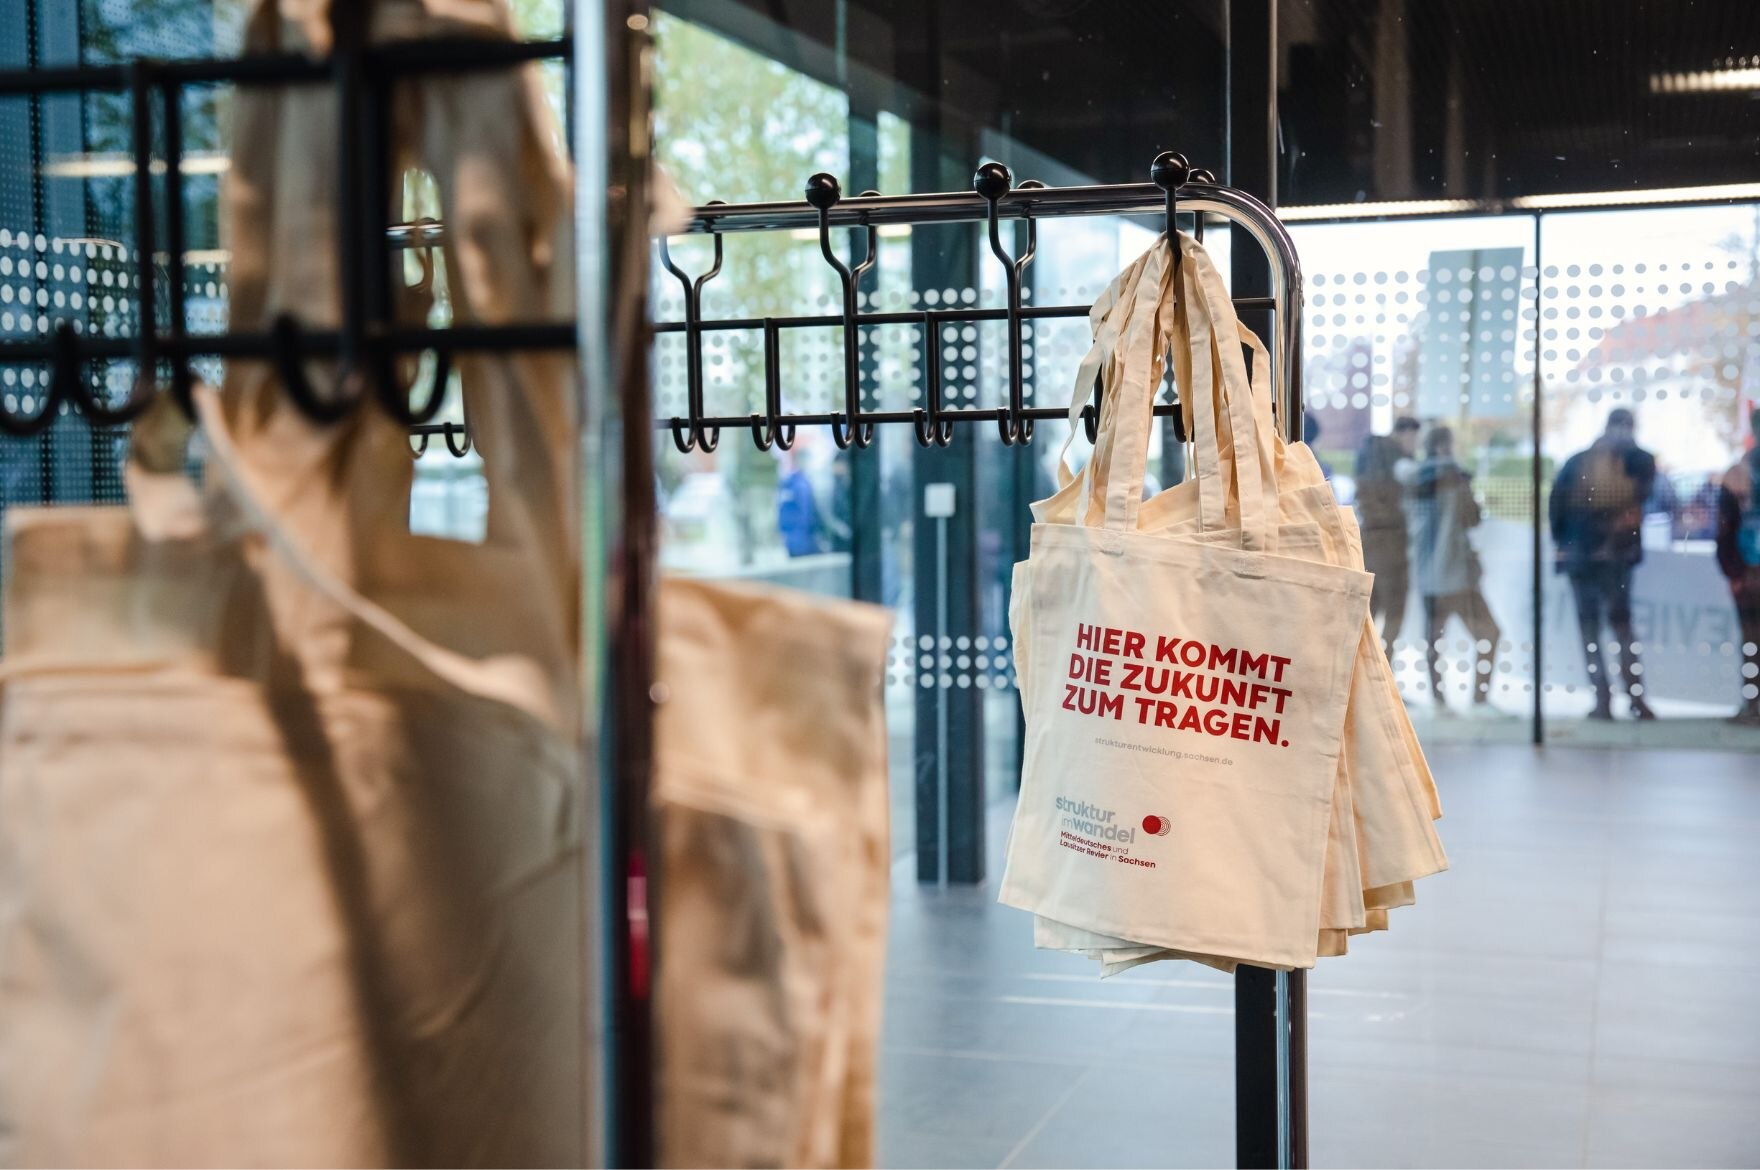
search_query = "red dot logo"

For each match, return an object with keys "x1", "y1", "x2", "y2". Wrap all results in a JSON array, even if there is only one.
[{"x1": 1142, "y1": 814, "x2": 1170, "y2": 836}]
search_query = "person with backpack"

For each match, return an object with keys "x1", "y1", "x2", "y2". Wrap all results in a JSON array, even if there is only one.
[
  {"x1": 1549, "y1": 408, "x2": 1658, "y2": 721},
  {"x1": 1400, "y1": 425, "x2": 1502, "y2": 715},
  {"x1": 1715, "y1": 406, "x2": 1760, "y2": 727}
]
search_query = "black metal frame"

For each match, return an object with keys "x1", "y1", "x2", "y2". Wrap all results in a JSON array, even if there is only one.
[
  {"x1": 0, "y1": 18, "x2": 1312, "y2": 1170},
  {"x1": 647, "y1": 156, "x2": 1305, "y2": 456},
  {"x1": 0, "y1": 36, "x2": 577, "y2": 434}
]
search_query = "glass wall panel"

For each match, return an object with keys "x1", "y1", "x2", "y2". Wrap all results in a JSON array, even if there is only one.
[
  {"x1": 648, "y1": 3, "x2": 1239, "y2": 1165},
  {"x1": 1538, "y1": 205, "x2": 1760, "y2": 744},
  {"x1": 1292, "y1": 216, "x2": 1539, "y2": 745}
]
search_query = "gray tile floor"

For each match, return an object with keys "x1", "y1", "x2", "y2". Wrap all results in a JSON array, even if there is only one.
[{"x1": 876, "y1": 744, "x2": 1760, "y2": 1169}]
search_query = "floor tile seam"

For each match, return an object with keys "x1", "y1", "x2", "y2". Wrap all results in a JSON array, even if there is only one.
[
  {"x1": 881, "y1": 1043, "x2": 1098, "y2": 1069},
  {"x1": 996, "y1": 1062, "x2": 1100, "y2": 1170}
]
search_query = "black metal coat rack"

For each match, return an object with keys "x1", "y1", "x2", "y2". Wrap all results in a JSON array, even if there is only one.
[
  {"x1": 0, "y1": 16, "x2": 1309, "y2": 1170},
  {"x1": 647, "y1": 155, "x2": 1305, "y2": 457}
]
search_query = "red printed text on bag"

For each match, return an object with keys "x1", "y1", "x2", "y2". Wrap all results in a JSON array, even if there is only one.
[{"x1": 1061, "y1": 622, "x2": 1294, "y2": 748}]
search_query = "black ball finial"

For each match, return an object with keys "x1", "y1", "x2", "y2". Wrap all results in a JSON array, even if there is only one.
[
  {"x1": 973, "y1": 161, "x2": 1013, "y2": 201},
  {"x1": 805, "y1": 173, "x2": 842, "y2": 210},
  {"x1": 1189, "y1": 166, "x2": 1217, "y2": 185},
  {"x1": 1149, "y1": 151, "x2": 1190, "y2": 191}
]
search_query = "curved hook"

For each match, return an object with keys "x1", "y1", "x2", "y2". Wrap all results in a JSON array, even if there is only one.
[
  {"x1": 378, "y1": 346, "x2": 453, "y2": 426},
  {"x1": 975, "y1": 162, "x2": 1037, "y2": 446},
  {"x1": 271, "y1": 313, "x2": 360, "y2": 424},
  {"x1": 443, "y1": 417, "x2": 474, "y2": 458},
  {"x1": 53, "y1": 321, "x2": 155, "y2": 427},
  {"x1": 405, "y1": 216, "x2": 440, "y2": 298},
  {"x1": 913, "y1": 310, "x2": 955, "y2": 448},
  {"x1": 0, "y1": 324, "x2": 75, "y2": 437},
  {"x1": 410, "y1": 429, "x2": 431, "y2": 458},
  {"x1": 658, "y1": 205, "x2": 725, "y2": 454},
  {"x1": 806, "y1": 173, "x2": 875, "y2": 450},
  {"x1": 1188, "y1": 167, "x2": 1217, "y2": 243},
  {"x1": 749, "y1": 318, "x2": 797, "y2": 452}
]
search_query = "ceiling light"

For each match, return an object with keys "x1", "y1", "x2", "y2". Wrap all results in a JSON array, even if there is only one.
[
  {"x1": 1650, "y1": 67, "x2": 1760, "y2": 94},
  {"x1": 1276, "y1": 199, "x2": 1484, "y2": 221},
  {"x1": 41, "y1": 152, "x2": 231, "y2": 179},
  {"x1": 1510, "y1": 182, "x2": 1760, "y2": 209}
]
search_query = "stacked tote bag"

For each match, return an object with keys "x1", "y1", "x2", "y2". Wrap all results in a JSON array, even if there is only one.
[
  {"x1": 0, "y1": 1, "x2": 587, "y2": 1165},
  {"x1": 654, "y1": 577, "x2": 893, "y2": 1170},
  {"x1": 1000, "y1": 232, "x2": 1446, "y2": 972}
]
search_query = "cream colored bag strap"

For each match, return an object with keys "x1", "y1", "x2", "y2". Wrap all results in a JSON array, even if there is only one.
[
  {"x1": 1187, "y1": 241, "x2": 1281, "y2": 538},
  {"x1": 1091, "y1": 234, "x2": 1271, "y2": 546},
  {"x1": 1075, "y1": 242, "x2": 1172, "y2": 527},
  {"x1": 1055, "y1": 241, "x2": 1160, "y2": 488}
]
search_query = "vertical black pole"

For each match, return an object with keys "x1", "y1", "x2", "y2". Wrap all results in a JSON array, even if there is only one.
[
  {"x1": 908, "y1": 117, "x2": 986, "y2": 885},
  {"x1": 847, "y1": 49, "x2": 883, "y2": 604},
  {"x1": 1531, "y1": 219, "x2": 1545, "y2": 745},
  {"x1": 578, "y1": 0, "x2": 657, "y2": 1163},
  {"x1": 161, "y1": 79, "x2": 190, "y2": 414},
  {"x1": 1009, "y1": 212, "x2": 1035, "y2": 783},
  {"x1": 1228, "y1": 1, "x2": 1304, "y2": 1167}
]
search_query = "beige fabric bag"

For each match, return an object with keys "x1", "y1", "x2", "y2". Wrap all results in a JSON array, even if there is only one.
[
  {"x1": 1016, "y1": 233, "x2": 1443, "y2": 973},
  {"x1": 0, "y1": 2, "x2": 585, "y2": 1164},
  {"x1": 998, "y1": 236, "x2": 1372, "y2": 970},
  {"x1": 654, "y1": 577, "x2": 892, "y2": 1170}
]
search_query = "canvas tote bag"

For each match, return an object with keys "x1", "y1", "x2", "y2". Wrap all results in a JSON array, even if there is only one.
[
  {"x1": 0, "y1": 1, "x2": 587, "y2": 1163},
  {"x1": 998, "y1": 234, "x2": 1372, "y2": 970},
  {"x1": 1021, "y1": 237, "x2": 1445, "y2": 973},
  {"x1": 653, "y1": 576, "x2": 892, "y2": 1170},
  {"x1": 1025, "y1": 234, "x2": 1445, "y2": 969},
  {"x1": 1016, "y1": 249, "x2": 1361, "y2": 971}
]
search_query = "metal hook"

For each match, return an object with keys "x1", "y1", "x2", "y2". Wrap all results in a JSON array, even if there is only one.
[
  {"x1": 1082, "y1": 367, "x2": 1102, "y2": 444},
  {"x1": 51, "y1": 320, "x2": 154, "y2": 427},
  {"x1": 270, "y1": 312, "x2": 360, "y2": 424},
  {"x1": 0, "y1": 323, "x2": 76, "y2": 437},
  {"x1": 976, "y1": 162, "x2": 1038, "y2": 446},
  {"x1": 443, "y1": 416, "x2": 474, "y2": 458},
  {"x1": 376, "y1": 345, "x2": 453, "y2": 426},
  {"x1": 1150, "y1": 151, "x2": 1190, "y2": 278},
  {"x1": 1188, "y1": 167, "x2": 1216, "y2": 243},
  {"x1": 659, "y1": 202, "x2": 726, "y2": 454},
  {"x1": 406, "y1": 216, "x2": 440, "y2": 298},
  {"x1": 805, "y1": 173, "x2": 876, "y2": 450},
  {"x1": 410, "y1": 429, "x2": 431, "y2": 458},
  {"x1": 913, "y1": 310, "x2": 955, "y2": 447},
  {"x1": 749, "y1": 318, "x2": 796, "y2": 451}
]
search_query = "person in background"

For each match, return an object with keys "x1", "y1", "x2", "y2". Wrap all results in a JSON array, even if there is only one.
[
  {"x1": 1355, "y1": 416, "x2": 1422, "y2": 659},
  {"x1": 1401, "y1": 425, "x2": 1502, "y2": 716},
  {"x1": 1714, "y1": 406, "x2": 1760, "y2": 727},
  {"x1": 1549, "y1": 408, "x2": 1658, "y2": 721},
  {"x1": 1303, "y1": 411, "x2": 1333, "y2": 481},
  {"x1": 776, "y1": 447, "x2": 823, "y2": 557},
  {"x1": 821, "y1": 455, "x2": 854, "y2": 554}
]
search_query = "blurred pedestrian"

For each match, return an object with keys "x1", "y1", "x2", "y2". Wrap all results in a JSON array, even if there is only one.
[
  {"x1": 1714, "y1": 406, "x2": 1760, "y2": 726},
  {"x1": 777, "y1": 448, "x2": 824, "y2": 557},
  {"x1": 1401, "y1": 425, "x2": 1502, "y2": 715},
  {"x1": 1355, "y1": 416, "x2": 1421, "y2": 658},
  {"x1": 1549, "y1": 408, "x2": 1658, "y2": 720},
  {"x1": 1303, "y1": 411, "x2": 1333, "y2": 481}
]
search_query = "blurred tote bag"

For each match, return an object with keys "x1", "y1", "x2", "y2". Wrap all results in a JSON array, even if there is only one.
[
  {"x1": 0, "y1": 2, "x2": 586, "y2": 1165},
  {"x1": 654, "y1": 577, "x2": 892, "y2": 1170},
  {"x1": 998, "y1": 234, "x2": 1372, "y2": 970}
]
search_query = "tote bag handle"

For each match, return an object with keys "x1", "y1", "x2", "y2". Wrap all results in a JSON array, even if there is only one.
[{"x1": 1079, "y1": 234, "x2": 1277, "y2": 549}]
